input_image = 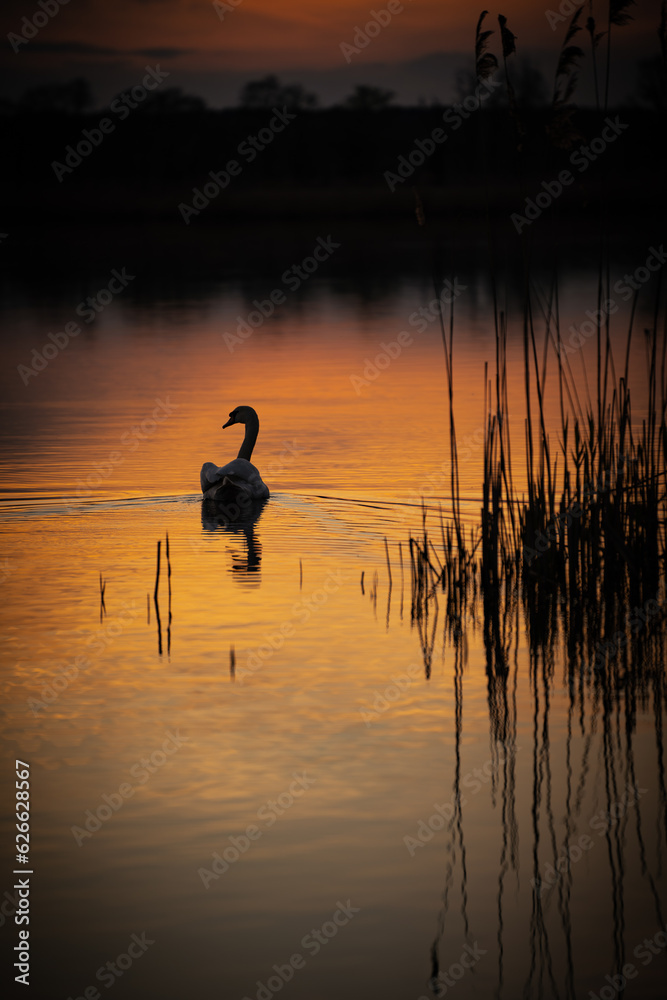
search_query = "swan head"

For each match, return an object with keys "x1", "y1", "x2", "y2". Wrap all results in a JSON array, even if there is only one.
[{"x1": 223, "y1": 405, "x2": 257, "y2": 429}]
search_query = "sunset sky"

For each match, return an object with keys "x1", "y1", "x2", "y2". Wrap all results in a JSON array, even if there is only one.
[{"x1": 2, "y1": 0, "x2": 662, "y2": 106}]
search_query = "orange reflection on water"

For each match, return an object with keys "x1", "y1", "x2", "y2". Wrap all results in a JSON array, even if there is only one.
[{"x1": 1, "y1": 267, "x2": 665, "y2": 999}]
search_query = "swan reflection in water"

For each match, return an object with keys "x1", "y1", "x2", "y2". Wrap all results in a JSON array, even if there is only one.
[{"x1": 201, "y1": 493, "x2": 267, "y2": 574}]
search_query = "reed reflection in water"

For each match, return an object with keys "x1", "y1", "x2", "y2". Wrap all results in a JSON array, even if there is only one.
[
  {"x1": 392, "y1": 246, "x2": 667, "y2": 999},
  {"x1": 378, "y1": 544, "x2": 667, "y2": 999}
]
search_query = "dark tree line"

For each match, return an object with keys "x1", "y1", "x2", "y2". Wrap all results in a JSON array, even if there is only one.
[{"x1": 5, "y1": 56, "x2": 665, "y2": 117}]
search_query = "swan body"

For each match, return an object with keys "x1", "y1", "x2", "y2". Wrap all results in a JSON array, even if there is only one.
[{"x1": 200, "y1": 405, "x2": 270, "y2": 502}]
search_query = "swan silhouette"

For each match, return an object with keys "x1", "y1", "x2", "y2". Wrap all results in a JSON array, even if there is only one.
[{"x1": 200, "y1": 405, "x2": 270, "y2": 503}]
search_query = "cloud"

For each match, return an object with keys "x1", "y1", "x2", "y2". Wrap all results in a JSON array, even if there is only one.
[
  {"x1": 19, "y1": 41, "x2": 192, "y2": 58},
  {"x1": 25, "y1": 42, "x2": 119, "y2": 56},
  {"x1": 135, "y1": 47, "x2": 192, "y2": 58}
]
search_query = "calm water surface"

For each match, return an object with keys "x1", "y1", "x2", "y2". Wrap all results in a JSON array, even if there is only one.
[{"x1": 1, "y1": 228, "x2": 665, "y2": 999}]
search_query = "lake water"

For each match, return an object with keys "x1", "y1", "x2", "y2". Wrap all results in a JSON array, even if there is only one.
[{"x1": 1, "y1": 224, "x2": 666, "y2": 999}]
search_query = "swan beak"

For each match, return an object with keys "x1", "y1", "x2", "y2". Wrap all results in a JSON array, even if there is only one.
[{"x1": 222, "y1": 417, "x2": 234, "y2": 428}]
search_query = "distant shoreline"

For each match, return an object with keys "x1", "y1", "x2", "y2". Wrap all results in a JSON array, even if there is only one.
[{"x1": 2, "y1": 106, "x2": 661, "y2": 226}]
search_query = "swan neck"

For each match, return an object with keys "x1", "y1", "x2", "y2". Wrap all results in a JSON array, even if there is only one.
[{"x1": 237, "y1": 412, "x2": 259, "y2": 461}]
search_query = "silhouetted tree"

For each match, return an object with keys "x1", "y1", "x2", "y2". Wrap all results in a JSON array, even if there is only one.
[
  {"x1": 19, "y1": 78, "x2": 92, "y2": 113},
  {"x1": 239, "y1": 74, "x2": 318, "y2": 109},
  {"x1": 342, "y1": 85, "x2": 395, "y2": 110}
]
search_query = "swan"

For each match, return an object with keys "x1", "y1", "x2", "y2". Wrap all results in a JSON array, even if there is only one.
[{"x1": 200, "y1": 405, "x2": 270, "y2": 503}]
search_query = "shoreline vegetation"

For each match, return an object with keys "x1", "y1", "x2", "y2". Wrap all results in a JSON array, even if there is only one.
[
  {"x1": 394, "y1": 12, "x2": 667, "y2": 982},
  {"x1": 400, "y1": 8, "x2": 666, "y2": 695}
]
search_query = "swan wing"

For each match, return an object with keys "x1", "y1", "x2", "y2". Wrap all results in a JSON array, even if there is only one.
[
  {"x1": 200, "y1": 458, "x2": 269, "y2": 499},
  {"x1": 201, "y1": 459, "x2": 249, "y2": 488}
]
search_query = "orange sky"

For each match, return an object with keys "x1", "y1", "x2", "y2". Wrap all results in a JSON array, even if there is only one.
[
  {"x1": 2, "y1": 0, "x2": 662, "y2": 104},
  {"x1": 4, "y1": 0, "x2": 661, "y2": 68}
]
